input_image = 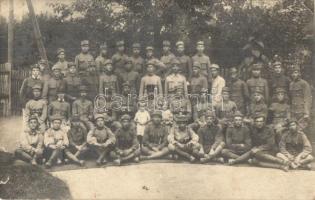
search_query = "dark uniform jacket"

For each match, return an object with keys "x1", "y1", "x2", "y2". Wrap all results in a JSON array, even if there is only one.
[
  {"x1": 72, "y1": 99, "x2": 93, "y2": 121},
  {"x1": 67, "y1": 123, "x2": 88, "y2": 146},
  {"x1": 279, "y1": 130, "x2": 312, "y2": 157},
  {"x1": 226, "y1": 125, "x2": 251, "y2": 153},
  {"x1": 87, "y1": 126, "x2": 116, "y2": 144},
  {"x1": 118, "y1": 70, "x2": 140, "y2": 94},
  {"x1": 268, "y1": 102, "x2": 290, "y2": 125},
  {"x1": 251, "y1": 125, "x2": 275, "y2": 152},
  {"x1": 112, "y1": 52, "x2": 128, "y2": 74},
  {"x1": 99, "y1": 73, "x2": 120, "y2": 95},
  {"x1": 143, "y1": 123, "x2": 169, "y2": 149},
  {"x1": 131, "y1": 55, "x2": 145, "y2": 75},
  {"x1": 227, "y1": 78, "x2": 249, "y2": 114},
  {"x1": 48, "y1": 100, "x2": 71, "y2": 121},
  {"x1": 197, "y1": 124, "x2": 224, "y2": 152},
  {"x1": 190, "y1": 75, "x2": 208, "y2": 95},
  {"x1": 246, "y1": 77, "x2": 269, "y2": 103},
  {"x1": 19, "y1": 76, "x2": 43, "y2": 107},
  {"x1": 115, "y1": 126, "x2": 139, "y2": 150},
  {"x1": 269, "y1": 74, "x2": 290, "y2": 97},
  {"x1": 177, "y1": 54, "x2": 192, "y2": 81},
  {"x1": 42, "y1": 76, "x2": 67, "y2": 103},
  {"x1": 64, "y1": 73, "x2": 81, "y2": 100}
]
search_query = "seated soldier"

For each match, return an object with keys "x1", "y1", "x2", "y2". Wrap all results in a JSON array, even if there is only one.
[
  {"x1": 198, "y1": 110, "x2": 225, "y2": 163},
  {"x1": 277, "y1": 119, "x2": 313, "y2": 170},
  {"x1": 141, "y1": 111, "x2": 169, "y2": 160},
  {"x1": 15, "y1": 115, "x2": 44, "y2": 165},
  {"x1": 87, "y1": 113, "x2": 116, "y2": 166},
  {"x1": 247, "y1": 89, "x2": 268, "y2": 121},
  {"x1": 44, "y1": 114, "x2": 69, "y2": 168},
  {"x1": 221, "y1": 111, "x2": 252, "y2": 165},
  {"x1": 111, "y1": 114, "x2": 141, "y2": 165},
  {"x1": 65, "y1": 115, "x2": 89, "y2": 166},
  {"x1": 168, "y1": 114, "x2": 200, "y2": 162}
]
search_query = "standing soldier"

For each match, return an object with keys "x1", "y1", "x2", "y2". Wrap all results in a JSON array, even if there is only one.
[
  {"x1": 192, "y1": 41, "x2": 211, "y2": 86},
  {"x1": 228, "y1": 67, "x2": 249, "y2": 115},
  {"x1": 289, "y1": 65, "x2": 312, "y2": 130},
  {"x1": 210, "y1": 64, "x2": 226, "y2": 106},
  {"x1": 145, "y1": 46, "x2": 166, "y2": 77},
  {"x1": 54, "y1": 48, "x2": 68, "y2": 77},
  {"x1": 139, "y1": 62, "x2": 163, "y2": 98},
  {"x1": 64, "y1": 62, "x2": 81, "y2": 103},
  {"x1": 112, "y1": 40, "x2": 128, "y2": 75},
  {"x1": 170, "y1": 85, "x2": 192, "y2": 121},
  {"x1": 246, "y1": 63, "x2": 269, "y2": 104},
  {"x1": 269, "y1": 61, "x2": 290, "y2": 99},
  {"x1": 165, "y1": 58, "x2": 188, "y2": 97},
  {"x1": 175, "y1": 41, "x2": 192, "y2": 81},
  {"x1": 119, "y1": 57, "x2": 140, "y2": 95},
  {"x1": 42, "y1": 65, "x2": 67, "y2": 103},
  {"x1": 75, "y1": 40, "x2": 96, "y2": 100},
  {"x1": 95, "y1": 43, "x2": 109, "y2": 74},
  {"x1": 87, "y1": 113, "x2": 116, "y2": 165},
  {"x1": 160, "y1": 40, "x2": 176, "y2": 79},
  {"x1": 131, "y1": 43, "x2": 145, "y2": 75}
]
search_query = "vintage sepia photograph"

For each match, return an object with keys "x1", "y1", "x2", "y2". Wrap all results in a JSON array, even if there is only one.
[{"x1": 0, "y1": 0, "x2": 314, "y2": 199}]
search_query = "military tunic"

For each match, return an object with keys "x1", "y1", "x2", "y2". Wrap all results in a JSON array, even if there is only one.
[
  {"x1": 118, "y1": 70, "x2": 140, "y2": 94},
  {"x1": 112, "y1": 53, "x2": 128, "y2": 74},
  {"x1": 42, "y1": 77, "x2": 67, "y2": 103},
  {"x1": 192, "y1": 54, "x2": 211, "y2": 82},
  {"x1": 87, "y1": 126, "x2": 116, "y2": 145},
  {"x1": 18, "y1": 129, "x2": 44, "y2": 153},
  {"x1": 44, "y1": 128, "x2": 69, "y2": 147},
  {"x1": 227, "y1": 78, "x2": 249, "y2": 114},
  {"x1": 72, "y1": 99, "x2": 93, "y2": 121},
  {"x1": 160, "y1": 52, "x2": 176, "y2": 78},
  {"x1": 139, "y1": 74, "x2": 163, "y2": 97},
  {"x1": 279, "y1": 130, "x2": 312, "y2": 157},
  {"x1": 19, "y1": 76, "x2": 43, "y2": 107},
  {"x1": 48, "y1": 100, "x2": 71, "y2": 122},
  {"x1": 64, "y1": 73, "x2": 81, "y2": 101},
  {"x1": 215, "y1": 100, "x2": 237, "y2": 125},
  {"x1": 248, "y1": 102, "x2": 268, "y2": 119},
  {"x1": 145, "y1": 57, "x2": 166, "y2": 77},
  {"x1": 95, "y1": 55, "x2": 109, "y2": 73},
  {"x1": 170, "y1": 97, "x2": 192, "y2": 119},
  {"x1": 168, "y1": 126, "x2": 199, "y2": 152},
  {"x1": 25, "y1": 99, "x2": 47, "y2": 132},
  {"x1": 131, "y1": 55, "x2": 145, "y2": 75},
  {"x1": 54, "y1": 60, "x2": 68, "y2": 77},
  {"x1": 143, "y1": 123, "x2": 169, "y2": 149},
  {"x1": 165, "y1": 74, "x2": 188, "y2": 96},
  {"x1": 197, "y1": 124, "x2": 224, "y2": 154},
  {"x1": 115, "y1": 127, "x2": 139, "y2": 150},
  {"x1": 269, "y1": 74, "x2": 290, "y2": 98},
  {"x1": 99, "y1": 73, "x2": 120, "y2": 95},
  {"x1": 225, "y1": 125, "x2": 251, "y2": 153},
  {"x1": 177, "y1": 54, "x2": 192, "y2": 81},
  {"x1": 251, "y1": 125, "x2": 275, "y2": 153},
  {"x1": 67, "y1": 123, "x2": 88, "y2": 146},
  {"x1": 190, "y1": 74, "x2": 208, "y2": 95},
  {"x1": 269, "y1": 102, "x2": 290, "y2": 125},
  {"x1": 246, "y1": 77, "x2": 269, "y2": 103}
]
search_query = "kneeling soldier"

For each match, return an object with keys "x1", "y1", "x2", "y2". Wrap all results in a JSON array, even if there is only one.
[
  {"x1": 87, "y1": 113, "x2": 116, "y2": 166},
  {"x1": 44, "y1": 114, "x2": 69, "y2": 168},
  {"x1": 277, "y1": 119, "x2": 313, "y2": 170},
  {"x1": 15, "y1": 115, "x2": 44, "y2": 165},
  {"x1": 168, "y1": 115, "x2": 200, "y2": 162},
  {"x1": 221, "y1": 111, "x2": 252, "y2": 165},
  {"x1": 198, "y1": 110, "x2": 225, "y2": 163},
  {"x1": 112, "y1": 114, "x2": 141, "y2": 165},
  {"x1": 141, "y1": 111, "x2": 169, "y2": 160}
]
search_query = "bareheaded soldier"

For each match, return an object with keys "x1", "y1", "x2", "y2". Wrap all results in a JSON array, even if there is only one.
[
  {"x1": 221, "y1": 111, "x2": 252, "y2": 165},
  {"x1": 211, "y1": 64, "x2": 226, "y2": 106},
  {"x1": 246, "y1": 63, "x2": 269, "y2": 104},
  {"x1": 112, "y1": 40, "x2": 128, "y2": 74},
  {"x1": 198, "y1": 110, "x2": 225, "y2": 163},
  {"x1": 119, "y1": 57, "x2": 140, "y2": 95},
  {"x1": 131, "y1": 43, "x2": 145, "y2": 75},
  {"x1": 87, "y1": 113, "x2": 116, "y2": 165},
  {"x1": 112, "y1": 114, "x2": 141, "y2": 165},
  {"x1": 160, "y1": 40, "x2": 176, "y2": 79},
  {"x1": 269, "y1": 61, "x2": 290, "y2": 99},
  {"x1": 95, "y1": 43, "x2": 109, "y2": 74},
  {"x1": 15, "y1": 115, "x2": 44, "y2": 165},
  {"x1": 289, "y1": 65, "x2": 312, "y2": 129},
  {"x1": 54, "y1": 48, "x2": 68, "y2": 77},
  {"x1": 176, "y1": 41, "x2": 192, "y2": 81},
  {"x1": 165, "y1": 58, "x2": 188, "y2": 97},
  {"x1": 192, "y1": 41, "x2": 211, "y2": 84},
  {"x1": 145, "y1": 46, "x2": 166, "y2": 77},
  {"x1": 168, "y1": 115, "x2": 200, "y2": 162},
  {"x1": 64, "y1": 62, "x2": 81, "y2": 103},
  {"x1": 228, "y1": 67, "x2": 249, "y2": 115},
  {"x1": 141, "y1": 111, "x2": 170, "y2": 160},
  {"x1": 277, "y1": 119, "x2": 313, "y2": 170}
]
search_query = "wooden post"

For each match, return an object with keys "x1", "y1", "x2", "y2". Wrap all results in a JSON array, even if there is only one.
[
  {"x1": 8, "y1": 0, "x2": 13, "y2": 64},
  {"x1": 26, "y1": 0, "x2": 48, "y2": 65}
]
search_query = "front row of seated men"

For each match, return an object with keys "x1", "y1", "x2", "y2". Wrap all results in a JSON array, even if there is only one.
[{"x1": 15, "y1": 108, "x2": 313, "y2": 171}]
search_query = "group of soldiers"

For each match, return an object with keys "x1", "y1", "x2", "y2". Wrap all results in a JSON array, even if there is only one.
[{"x1": 16, "y1": 39, "x2": 313, "y2": 171}]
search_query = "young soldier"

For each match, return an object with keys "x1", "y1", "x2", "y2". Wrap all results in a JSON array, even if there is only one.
[
  {"x1": 44, "y1": 114, "x2": 69, "y2": 168},
  {"x1": 210, "y1": 64, "x2": 226, "y2": 106},
  {"x1": 54, "y1": 48, "x2": 68, "y2": 77},
  {"x1": 112, "y1": 114, "x2": 141, "y2": 165},
  {"x1": 170, "y1": 85, "x2": 192, "y2": 121},
  {"x1": 246, "y1": 63, "x2": 269, "y2": 104},
  {"x1": 131, "y1": 43, "x2": 145, "y2": 75},
  {"x1": 269, "y1": 61, "x2": 290, "y2": 99},
  {"x1": 228, "y1": 67, "x2": 249, "y2": 115},
  {"x1": 139, "y1": 62, "x2": 163, "y2": 98},
  {"x1": 95, "y1": 43, "x2": 109, "y2": 74},
  {"x1": 168, "y1": 115, "x2": 200, "y2": 162},
  {"x1": 87, "y1": 114, "x2": 116, "y2": 165},
  {"x1": 198, "y1": 110, "x2": 225, "y2": 163},
  {"x1": 221, "y1": 111, "x2": 252, "y2": 165},
  {"x1": 15, "y1": 115, "x2": 44, "y2": 165},
  {"x1": 145, "y1": 46, "x2": 166, "y2": 77},
  {"x1": 112, "y1": 40, "x2": 128, "y2": 74},
  {"x1": 119, "y1": 57, "x2": 140, "y2": 95},
  {"x1": 160, "y1": 40, "x2": 176, "y2": 79},
  {"x1": 42, "y1": 64, "x2": 67, "y2": 103},
  {"x1": 192, "y1": 41, "x2": 211, "y2": 85},
  {"x1": 25, "y1": 84, "x2": 47, "y2": 133},
  {"x1": 64, "y1": 62, "x2": 81, "y2": 103},
  {"x1": 165, "y1": 58, "x2": 188, "y2": 97},
  {"x1": 175, "y1": 41, "x2": 192, "y2": 81},
  {"x1": 141, "y1": 111, "x2": 170, "y2": 160},
  {"x1": 114, "y1": 82, "x2": 138, "y2": 119},
  {"x1": 248, "y1": 89, "x2": 268, "y2": 120},
  {"x1": 277, "y1": 120, "x2": 313, "y2": 170},
  {"x1": 289, "y1": 65, "x2": 312, "y2": 129}
]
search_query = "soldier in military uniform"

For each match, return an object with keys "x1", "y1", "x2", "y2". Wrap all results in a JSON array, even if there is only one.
[
  {"x1": 246, "y1": 63, "x2": 269, "y2": 104},
  {"x1": 221, "y1": 111, "x2": 252, "y2": 165},
  {"x1": 192, "y1": 41, "x2": 211, "y2": 85},
  {"x1": 64, "y1": 62, "x2": 81, "y2": 103},
  {"x1": 175, "y1": 41, "x2": 192, "y2": 81},
  {"x1": 289, "y1": 65, "x2": 312, "y2": 130},
  {"x1": 139, "y1": 62, "x2": 163, "y2": 98},
  {"x1": 211, "y1": 64, "x2": 226, "y2": 106},
  {"x1": 113, "y1": 82, "x2": 137, "y2": 119},
  {"x1": 227, "y1": 67, "x2": 249, "y2": 115},
  {"x1": 112, "y1": 40, "x2": 128, "y2": 75},
  {"x1": 74, "y1": 40, "x2": 96, "y2": 100},
  {"x1": 247, "y1": 89, "x2": 268, "y2": 120},
  {"x1": 170, "y1": 85, "x2": 192, "y2": 121},
  {"x1": 25, "y1": 84, "x2": 47, "y2": 133},
  {"x1": 165, "y1": 58, "x2": 188, "y2": 97},
  {"x1": 95, "y1": 43, "x2": 109, "y2": 74},
  {"x1": 54, "y1": 48, "x2": 68, "y2": 77},
  {"x1": 141, "y1": 111, "x2": 170, "y2": 160},
  {"x1": 269, "y1": 61, "x2": 290, "y2": 99},
  {"x1": 131, "y1": 43, "x2": 145, "y2": 75},
  {"x1": 145, "y1": 46, "x2": 166, "y2": 77},
  {"x1": 118, "y1": 57, "x2": 140, "y2": 95},
  {"x1": 87, "y1": 113, "x2": 116, "y2": 165},
  {"x1": 111, "y1": 114, "x2": 141, "y2": 165},
  {"x1": 160, "y1": 40, "x2": 176, "y2": 79},
  {"x1": 15, "y1": 115, "x2": 44, "y2": 165},
  {"x1": 277, "y1": 119, "x2": 313, "y2": 170},
  {"x1": 168, "y1": 115, "x2": 200, "y2": 162},
  {"x1": 198, "y1": 110, "x2": 225, "y2": 163},
  {"x1": 42, "y1": 64, "x2": 67, "y2": 103}
]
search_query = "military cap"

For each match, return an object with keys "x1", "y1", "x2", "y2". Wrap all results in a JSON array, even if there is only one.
[
  {"x1": 288, "y1": 117, "x2": 298, "y2": 125},
  {"x1": 275, "y1": 87, "x2": 286, "y2": 94},
  {"x1": 162, "y1": 40, "x2": 171, "y2": 46},
  {"x1": 32, "y1": 84, "x2": 42, "y2": 91},
  {"x1": 197, "y1": 41, "x2": 204, "y2": 46},
  {"x1": 132, "y1": 43, "x2": 141, "y2": 49},
  {"x1": 79, "y1": 85, "x2": 88, "y2": 92},
  {"x1": 146, "y1": 46, "x2": 154, "y2": 51},
  {"x1": 81, "y1": 40, "x2": 89, "y2": 46},
  {"x1": 234, "y1": 111, "x2": 244, "y2": 118},
  {"x1": 252, "y1": 63, "x2": 262, "y2": 70},
  {"x1": 57, "y1": 48, "x2": 65, "y2": 55},
  {"x1": 104, "y1": 59, "x2": 113, "y2": 65},
  {"x1": 172, "y1": 58, "x2": 180, "y2": 65},
  {"x1": 52, "y1": 64, "x2": 62, "y2": 71},
  {"x1": 28, "y1": 114, "x2": 39, "y2": 122},
  {"x1": 57, "y1": 87, "x2": 66, "y2": 94},
  {"x1": 151, "y1": 110, "x2": 162, "y2": 118},
  {"x1": 175, "y1": 114, "x2": 188, "y2": 122},
  {"x1": 31, "y1": 64, "x2": 40, "y2": 70},
  {"x1": 292, "y1": 65, "x2": 300, "y2": 72},
  {"x1": 70, "y1": 114, "x2": 80, "y2": 122},
  {"x1": 229, "y1": 67, "x2": 238, "y2": 73},
  {"x1": 192, "y1": 61, "x2": 201, "y2": 68},
  {"x1": 68, "y1": 62, "x2": 76, "y2": 68},
  {"x1": 38, "y1": 59, "x2": 47, "y2": 65},
  {"x1": 146, "y1": 61, "x2": 155, "y2": 67},
  {"x1": 138, "y1": 96, "x2": 148, "y2": 103},
  {"x1": 94, "y1": 113, "x2": 105, "y2": 121},
  {"x1": 253, "y1": 113, "x2": 266, "y2": 120},
  {"x1": 273, "y1": 61, "x2": 282, "y2": 67},
  {"x1": 50, "y1": 114, "x2": 63, "y2": 122},
  {"x1": 116, "y1": 40, "x2": 124, "y2": 46},
  {"x1": 210, "y1": 64, "x2": 220, "y2": 69},
  {"x1": 125, "y1": 57, "x2": 133, "y2": 63},
  {"x1": 100, "y1": 43, "x2": 107, "y2": 49},
  {"x1": 205, "y1": 110, "x2": 216, "y2": 118},
  {"x1": 122, "y1": 81, "x2": 131, "y2": 88},
  {"x1": 253, "y1": 88, "x2": 264, "y2": 95},
  {"x1": 176, "y1": 41, "x2": 184, "y2": 47},
  {"x1": 222, "y1": 87, "x2": 230, "y2": 94},
  {"x1": 120, "y1": 114, "x2": 131, "y2": 121}
]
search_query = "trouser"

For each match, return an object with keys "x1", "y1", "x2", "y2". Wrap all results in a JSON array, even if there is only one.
[
  {"x1": 89, "y1": 144, "x2": 115, "y2": 163},
  {"x1": 221, "y1": 148, "x2": 246, "y2": 160},
  {"x1": 64, "y1": 144, "x2": 89, "y2": 164},
  {"x1": 15, "y1": 148, "x2": 43, "y2": 163},
  {"x1": 168, "y1": 142, "x2": 202, "y2": 160},
  {"x1": 141, "y1": 146, "x2": 170, "y2": 159},
  {"x1": 45, "y1": 148, "x2": 64, "y2": 165},
  {"x1": 277, "y1": 153, "x2": 314, "y2": 166},
  {"x1": 110, "y1": 147, "x2": 141, "y2": 162}
]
